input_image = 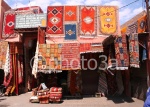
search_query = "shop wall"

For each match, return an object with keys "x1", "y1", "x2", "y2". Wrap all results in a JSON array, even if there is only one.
[{"x1": 0, "y1": 0, "x2": 11, "y2": 39}]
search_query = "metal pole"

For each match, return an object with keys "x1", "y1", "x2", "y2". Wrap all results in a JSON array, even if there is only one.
[{"x1": 145, "y1": 0, "x2": 150, "y2": 87}]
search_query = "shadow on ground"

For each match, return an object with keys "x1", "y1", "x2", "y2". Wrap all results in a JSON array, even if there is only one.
[
  {"x1": 107, "y1": 95, "x2": 135, "y2": 104},
  {"x1": 0, "y1": 105, "x2": 9, "y2": 107}
]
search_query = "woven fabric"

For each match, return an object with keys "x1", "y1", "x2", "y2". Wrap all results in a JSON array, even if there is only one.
[
  {"x1": 79, "y1": 6, "x2": 97, "y2": 37},
  {"x1": 99, "y1": 6, "x2": 117, "y2": 35},
  {"x1": 64, "y1": 6, "x2": 77, "y2": 21},
  {"x1": 114, "y1": 35, "x2": 129, "y2": 67},
  {"x1": 47, "y1": 6, "x2": 63, "y2": 34},
  {"x1": 38, "y1": 44, "x2": 62, "y2": 71},
  {"x1": 62, "y1": 43, "x2": 80, "y2": 70},
  {"x1": 80, "y1": 43, "x2": 91, "y2": 53},
  {"x1": 137, "y1": 15, "x2": 146, "y2": 33},
  {"x1": 129, "y1": 33, "x2": 139, "y2": 68},
  {"x1": 2, "y1": 11, "x2": 16, "y2": 38},
  {"x1": 98, "y1": 71, "x2": 107, "y2": 94},
  {"x1": 127, "y1": 22, "x2": 138, "y2": 34},
  {"x1": 4, "y1": 45, "x2": 10, "y2": 76},
  {"x1": 65, "y1": 24, "x2": 77, "y2": 40},
  {"x1": 0, "y1": 42, "x2": 9, "y2": 69}
]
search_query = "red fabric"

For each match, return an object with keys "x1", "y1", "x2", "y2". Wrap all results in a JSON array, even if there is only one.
[
  {"x1": 38, "y1": 27, "x2": 45, "y2": 44},
  {"x1": 61, "y1": 43, "x2": 80, "y2": 70},
  {"x1": 80, "y1": 43, "x2": 91, "y2": 53},
  {"x1": 3, "y1": 52, "x2": 13, "y2": 87},
  {"x1": 18, "y1": 57, "x2": 23, "y2": 84},
  {"x1": 3, "y1": 12, "x2": 15, "y2": 38},
  {"x1": 47, "y1": 6, "x2": 63, "y2": 34},
  {"x1": 50, "y1": 87, "x2": 62, "y2": 92},
  {"x1": 80, "y1": 6, "x2": 97, "y2": 36},
  {"x1": 64, "y1": 6, "x2": 77, "y2": 21}
]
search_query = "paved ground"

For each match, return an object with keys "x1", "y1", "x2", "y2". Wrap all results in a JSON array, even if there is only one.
[{"x1": 0, "y1": 92, "x2": 144, "y2": 107}]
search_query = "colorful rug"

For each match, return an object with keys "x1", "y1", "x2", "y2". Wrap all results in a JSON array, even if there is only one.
[
  {"x1": 38, "y1": 44, "x2": 62, "y2": 71},
  {"x1": 0, "y1": 42, "x2": 9, "y2": 69},
  {"x1": 79, "y1": 6, "x2": 97, "y2": 37},
  {"x1": 64, "y1": 6, "x2": 77, "y2": 21},
  {"x1": 114, "y1": 35, "x2": 129, "y2": 68},
  {"x1": 65, "y1": 24, "x2": 77, "y2": 40},
  {"x1": 99, "y1": 6, "x2": 117, "y2": 35},
  {"x1": 127, "y1": 22, "x2": 138, "y2": 34},
  {"x1": 137, "y1": 15, "x2": 146, "y2": 33},
  {"x1": 4, "y1": 45, "x2": 10, "y2": 76},
  {"x1": 47, "y1": 6, "x2": 63, "y2": 34},
  {"x1": 62, "y1": 43, "x2": 80, "y2": 70},
  {"x1": 129, "y1": 33, "x2": 139, "y2": 68},
  {"x1": 2, "y1": 11, "x2": 16, "y2": 38}
]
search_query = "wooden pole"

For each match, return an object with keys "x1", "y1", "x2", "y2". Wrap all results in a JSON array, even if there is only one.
[{"x1": 145, "y1": 0, "x2": 150, "y2": 87}]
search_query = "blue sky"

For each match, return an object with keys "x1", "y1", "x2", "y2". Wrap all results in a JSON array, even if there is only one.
[{"x1": 4, "y1": 0, "x2": 146, "y2": 25}]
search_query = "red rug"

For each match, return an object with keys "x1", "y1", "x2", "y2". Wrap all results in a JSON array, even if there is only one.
[
  {"x1": 80, "y1": 43, "x2": 91, "y2": 53},
  {"x1": 79, "y1": 6, "x2": 97, "y2": 37},
  {"x1": 62, "y1": 43, "x2": 80, "y2": 70},
  {"x1": 47, "y1": 6, "x2": 63, "y2": 34},
  {"x1": 2, "y1": 11, "x2": 16, "y2": 38},
  {"x1": 64, "y1": 6, "x2": 77, "y2": 21}
]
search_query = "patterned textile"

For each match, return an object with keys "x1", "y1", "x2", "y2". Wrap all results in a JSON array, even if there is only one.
[
  {"x1": 47, "y1": 6, "x2": 63, "y2": 34},
  {"x1": 79, "y1": 6, "x2": 97, "y2": 37},
  {"x1": 4, "y1": 46, "x2": 10, "y2": 76},
  {"x1": 91, "y1": 43, "x2": 103, "y2": 52},
  {"x1": 114, "y1": 35, "x2": 129, "y2": 69},
  {"x1": 127, "y1": 22, "x2": 138, "y2": 34},
  {"x1": 3, "y1": 53, "x2": 13, "y2": 87},
  {"x1": 98, "y1": 70, "x2": 107, "y2": 94},
  {"x1": 137, "y1": 15, "x2": 146, "y2": 33},
  {"x1": 129, "y1": 33, "x2": 139, "y2": 68},
  {"x1": 38, "y1": 44, "x2": 62, "y2": 71},
  {"x1": 2, "y1": 10, "x2": 16, "y2": 38},
  {"x1": 0, "y1": 42, "x2": 9, "y2": 69},
  {"x1": 99, "y1": 6, "x2": 117, "y2": 35},
  {"x1": 64, "y1": 6, "x2": 77, "y2": 21},
  {"x1": 80, "y1": 43, "x2": 91, "y2": 53},
  {"x1": 65, "y1": 24, "x2": 77, "y2": 40},
  {"x1": 62, "y1": 43, "x2": 80, "y2": 70},
  {"x1": 80, "y1": 43, "x2": 103, "y2": 53},
  {"x1": 32, "y1": 42, "x2": 39, "y2": 78}
]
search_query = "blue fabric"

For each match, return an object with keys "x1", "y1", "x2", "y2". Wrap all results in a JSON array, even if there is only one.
[
  {"x1": 144, "y1": 87, "x2": 150, "y2": 107},
  {"x1": 142, "y1": 43, "x2": 147, "y2": 61},
  {"x1": 65, "y1": 24, "x2": 76, "y2": 40}
]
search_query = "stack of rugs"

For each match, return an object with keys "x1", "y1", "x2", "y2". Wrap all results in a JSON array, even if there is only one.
[
  {"x1": 29, "y1": 87, "x2": 62, "y2": 104},
  {"x1": 49, "y1": 87, "x2": 62, "y2": 102}
]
